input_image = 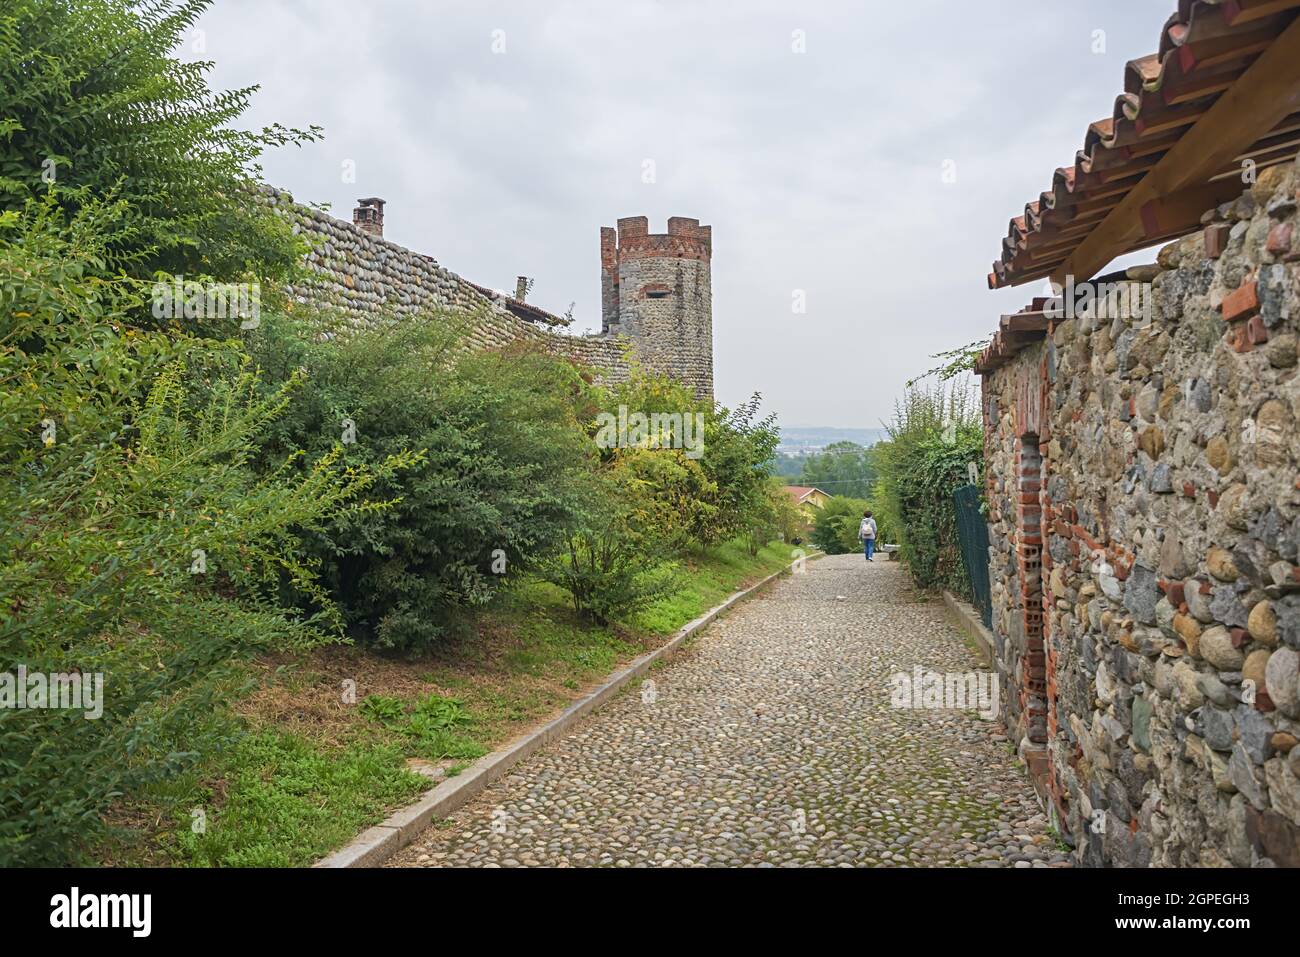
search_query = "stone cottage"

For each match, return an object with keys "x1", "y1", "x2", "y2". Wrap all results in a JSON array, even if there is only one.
[{"x1": 976, "y1": 1, "x2": 1300, "y2": 867}]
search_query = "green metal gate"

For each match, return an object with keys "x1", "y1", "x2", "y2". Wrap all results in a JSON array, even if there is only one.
[{"x1": 953, "y1": 485, "x2": 992, "y2": 629}]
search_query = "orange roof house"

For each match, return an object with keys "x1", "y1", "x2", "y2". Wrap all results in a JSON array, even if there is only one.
[{"x1": 784, "y1": 486, "x2": 831, "y2": 509}]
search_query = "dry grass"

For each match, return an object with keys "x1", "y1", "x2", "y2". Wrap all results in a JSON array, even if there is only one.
[
  {"x1": 234, "y1": 604, "x2": 656, "y2": 756},
  {"x1": 95, "y1": 541, "x2": 800, "y2": 866}
]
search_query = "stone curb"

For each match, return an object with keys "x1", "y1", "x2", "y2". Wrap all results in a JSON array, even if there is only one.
[
  {"x1": 941, "y1": 590, "x2": 996, "y2": 669},
  {"x1": 314, "y1": 551, "x2": 822, "y2": 868}
]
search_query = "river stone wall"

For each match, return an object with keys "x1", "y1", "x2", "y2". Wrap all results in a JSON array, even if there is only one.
[
  {"x1": 981, "y1": 160, "x2": 1300, "y2": 868},
  {"x1": 261, "y1": 187, "x2": 637, "y2": 389}
]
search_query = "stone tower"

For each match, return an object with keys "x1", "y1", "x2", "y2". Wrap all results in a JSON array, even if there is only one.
[{"x1": 600, "y1": 216, "x2": 713, "y2": 400}]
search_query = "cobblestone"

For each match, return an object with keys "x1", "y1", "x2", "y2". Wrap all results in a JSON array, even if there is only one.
[{"x1": 388, "y1": 555, "x2": 1067, "y2": 868}]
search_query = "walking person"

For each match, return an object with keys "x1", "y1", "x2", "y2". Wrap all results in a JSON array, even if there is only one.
[{"x1": 859, "y1": 511, "x2": 877, "y2": 562}]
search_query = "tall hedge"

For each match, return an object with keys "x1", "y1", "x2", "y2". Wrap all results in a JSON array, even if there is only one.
[{"x1": 873, "y1": 383, "x2": 983, "y2": 596}]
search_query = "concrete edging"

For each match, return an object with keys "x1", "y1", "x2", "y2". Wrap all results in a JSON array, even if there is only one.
[
  {"x1": 314, "y1": 551, "x2": 821, "y2": 868},
  {"x1": 941, "y1": 590, "x2": 996, "y2": 669}
]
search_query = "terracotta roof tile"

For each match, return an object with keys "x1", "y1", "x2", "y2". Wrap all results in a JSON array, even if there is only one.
[
  {"x1": 974, "y1": 304, "x2": 1053, "y2": 375},
  {"x1": 463, "y1": 279, "x2": 571, "y2": 327},
  {"x1": 990, "y1": 0, "x2": 1300, "y2": 289},
  {"x1": 784, "y1": 486, "x2": 830, "y2": 504}
]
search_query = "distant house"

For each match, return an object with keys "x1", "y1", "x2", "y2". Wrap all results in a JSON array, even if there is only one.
[{"x1": 784, "y1": 486, "x2": 831, "y2": 518}]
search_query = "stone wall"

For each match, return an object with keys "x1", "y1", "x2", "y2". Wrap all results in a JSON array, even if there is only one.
[
  {"x1": 261, "y1": 188, "x2": 723, "y2": 395},
  {"x1": 600, "y1": 216, "x2": 714, "y2": 399},
  {"x1": 980, "y1": 160, "x2": 1300, "y2": 867}
]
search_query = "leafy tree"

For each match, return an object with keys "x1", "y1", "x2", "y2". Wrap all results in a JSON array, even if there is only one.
[
  {"x1": 0, "y1": 0, "x2": 318, "y2": 297},
  {"x1": 703, "y1": 394, "x2": 782, "y2": 547},
  {"x1": 770, "y1": 451, "x2": 807, "y2": 483},
  {"x1": 0, "y1": 199, "x2": 404, "y2": 865},
  {"x1": 798, "y1": 441, "x2": 877, "y2": 499}
]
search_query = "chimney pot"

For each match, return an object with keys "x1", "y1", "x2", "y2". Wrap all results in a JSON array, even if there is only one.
[
  {"x1": 515, "y1": 276, "x2": 529, "y2": 302},
  {"x1": 353, "y1": 197, "x2": 386, "y2": 237}
]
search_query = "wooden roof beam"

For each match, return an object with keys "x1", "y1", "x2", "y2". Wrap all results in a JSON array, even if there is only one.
[
  {"x1": 1052, "y1": 14, "x2": 1300, "y2": 287},
  {"x1": 1138, "y1": 177, "x2": 1254, "y2": 236},
  {"x1": 1227, "y1": 1, "x2": 1300, "y2": 27}
]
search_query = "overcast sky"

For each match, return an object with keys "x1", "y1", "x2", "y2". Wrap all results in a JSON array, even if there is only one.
[{"x1": 192, "y1": 0, "x2": 1174, "y2": 429}]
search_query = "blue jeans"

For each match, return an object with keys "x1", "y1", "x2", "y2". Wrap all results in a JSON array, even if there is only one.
[{"x1": 863, "y1": 538, "x2": 875, "y2": 561}]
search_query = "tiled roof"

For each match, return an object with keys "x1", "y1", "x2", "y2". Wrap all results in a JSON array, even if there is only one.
[
  {"x1": 462, "y1": 279, "x2": 572, "y2": 328},
  {"x1": 785, "y1": 486, "x2": 830, "y2": 504},
  {"x1": 973, "y1": 303, "x2": 1053, "y2": 374},
  {"x1": 990, "y1": 0, "x2": 1300, "y2": 290}
]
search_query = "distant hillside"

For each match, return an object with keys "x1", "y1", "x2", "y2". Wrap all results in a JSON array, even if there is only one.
[
  {"x1": 777, "y1": 426, "x2": 887, "y2": 454},
  {"x1": 771, "y1": 426, "x2": 886, "y2": 497}
]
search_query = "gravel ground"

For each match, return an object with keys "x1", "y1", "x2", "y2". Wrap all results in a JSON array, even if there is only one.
[{"x1": 388, "y1": 554, "x2": 1070, "y2": 868}]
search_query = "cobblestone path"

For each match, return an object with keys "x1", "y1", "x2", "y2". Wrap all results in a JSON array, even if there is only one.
[{"x1": 389, "y1": 555, "x2": 1070, "y2": 868}]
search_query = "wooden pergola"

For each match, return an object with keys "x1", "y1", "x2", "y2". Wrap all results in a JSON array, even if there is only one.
[{"x1": 989, "y1": 1, "x2": 1300, "y2": 292}]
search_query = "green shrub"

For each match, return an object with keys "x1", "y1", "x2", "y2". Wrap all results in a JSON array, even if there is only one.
[
  {"x1": 747, "y1": 476, "x2": 805, "y2": 555},
  {"x1": 607, "y1": 446, "x2": 720, "y2": 554},
  {"x1": 540, "y1": 369, "x2": 779, "y2": 623},
  {"x1": 811, "y1": 497, "x2": 872, "y2": 555},
  {"x1": 872, "y1": 381, "x2": 983, "y2": 595},
  {"x1": 599, "y1": 371, "x2": 780, "y2": 550},
  {"x1": 247, "y1": 312, "x2": 594, "y2": 652},
  {"x1": 541, "y1": 473, "x2": 677, "y2": 625},
  {"x1": 0, "y1": 200, "x2": 407, "y2": 866}
]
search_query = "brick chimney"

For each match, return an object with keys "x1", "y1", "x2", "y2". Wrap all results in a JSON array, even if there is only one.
[
  {"x1": 353, "y1": 197, "x2": 385, "y2": 237},
  {"x1": 515, "y1": 276, "x2": 529, "y2": 302}
]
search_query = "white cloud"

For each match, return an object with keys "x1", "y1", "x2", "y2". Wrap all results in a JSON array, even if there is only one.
[{"x1": 195, "y1": 0, "x2": 1178, "y2": 427}]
